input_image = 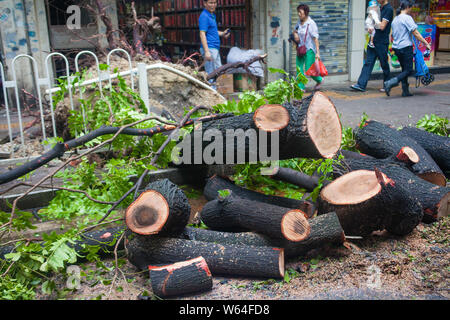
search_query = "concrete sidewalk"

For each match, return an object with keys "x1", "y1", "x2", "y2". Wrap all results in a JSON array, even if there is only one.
[{"x1": 318, "y1": 73, "x2": 450, "y2": 128}]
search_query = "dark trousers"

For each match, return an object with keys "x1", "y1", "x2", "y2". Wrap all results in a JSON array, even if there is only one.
[
  {"x1": 393, "y1": 46, "x2": 414, "y2": 91},
  {"x1": 356, "y1": 43, "x2": 391, "y2": 89}
]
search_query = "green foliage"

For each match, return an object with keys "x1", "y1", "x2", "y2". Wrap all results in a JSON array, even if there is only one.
[
  {"x1": 263, "y1": 67, "x2": 306, "y2": 104},
  {"x1": 416, "y1": 114, "x2": 449, "y2": 137},
  {"x1": 213, "y1": 90, "x2": 266, "y2": 115},
  {"x1": 340, "y1": 112, "x2": 369, "y2": 152},
  {"x1": 0, "y1": 276, "x2": 36, "y2": 300},
  {"x1": 0, "y1": 65, "x2": 179, "y2": 298},
  {"x1": 217, "y1": 189, "x2": 231, "y2": 198}
]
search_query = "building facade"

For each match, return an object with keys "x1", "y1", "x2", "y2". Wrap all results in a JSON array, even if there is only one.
[{"x1": 0, "y1": 0, "x2": 446, "y2": 92}]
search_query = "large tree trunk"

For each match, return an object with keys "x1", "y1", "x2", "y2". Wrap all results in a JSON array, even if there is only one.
[
  {"x1": 125, "y1": 179, "x2": 191, "y2": 236},
  {"x1": 355, "y1": 120, "x2": 446, "y2": 186},
  {"x1": 333, "y1": 158, "x2": 450, "y2": 223},
  {"x1": 203, "y1": 175, "x2": 316, "y2": 218},
  {"x1": 318, "y1": 169, "x2": 424, "y2": 236},
  {"x1": 399, "y1": 126, "x2": 450, "y2": 178},
  {"x1": 176, "y1": 92, "x2": 342, "y2": 165},
  {"x1": 179, "y1": 211, "x2": 345, "y2": 259},
  {"x1": 149, "y1": 256, "x2": 213, "y2": 297},
  {"x1": 200, "y1": 193, "x2": 311, "y2": 242},
  {"x1": 125, "y1": 234, "x2": 285, "y2": 279}
]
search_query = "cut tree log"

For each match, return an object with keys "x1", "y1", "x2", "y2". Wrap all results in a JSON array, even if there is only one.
[
  {"x1": 355, "y1": 120, "x2": 446, "y2": 186},
  {"x1": 179, "y1": 211, "x2": 345, "y2": 259},
  {"x1": 178, "y1": 91, "x2": 342, "y2": 165},
  {"x1": 125, "y1": 179, "x2": 191, "y2": 236},
  {"x1": 125, "y1": 234, "x2": 285, "y2": 279},
  {"x1": 317, "y1": 169, "x2": 424, "y2": 236},
  {"x1": 203, "y1": 175, "x2": 316, "y2": 218},
  {"x1": 332, "y1": 158, "x2": 450, "y2": 223},
  {"x1": 200, "y1": 192, "x2": 311, "y2": 242},
  {"x1": 149, "y1": 256, "x2": 213, "y2": 298},
  {"x1": 399, "y1": 126, "x2": 450, "y2": 177}
]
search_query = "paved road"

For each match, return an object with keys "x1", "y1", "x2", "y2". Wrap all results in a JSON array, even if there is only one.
[{"x1": 321, "y1": 73, "x2": 450, "y2": 128}]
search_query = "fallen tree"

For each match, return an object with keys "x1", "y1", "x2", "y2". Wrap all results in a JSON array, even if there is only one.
[
  {"x1": 203, "y1": 175, "x2": 316, "y2": 218},
  {"x1": 0, "y1": 112, "x2": 233, "y2": 185},
  {"x1": 200, "y1": 192, "x2": 311, "y2": 242},
  {"x1": 125, "y1": 234, "x2": 285, "y2": 279},
  {"x1": 149, "y1": 256, "x2": 213, "y2": 298},
  {"x1": 355, "y1": 120, "x2": 446, "y2": 186},
  {"x1": 399, "y1": 126, "x2": 450, "y2": 178},
  {"x1": 125, "y1": 179, "x2": 191, "y2": 236},
  {"x1": 332, "y1": 158, "x2": 450, "y2": 223},
  {"x1": 317, "y1": 169, "x2": 424, "y2": 236},
  {"x1": 177, "y1": 92, "x2": 342, "y2": 165},
  {"x1": 180, "y1": 211, "x2": 345, "y2": 259}
]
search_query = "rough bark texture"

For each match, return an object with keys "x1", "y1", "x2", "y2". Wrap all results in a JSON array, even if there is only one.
[
  {"x1": 179, "y1": 92, "x2": 341, "y2": 165},
  {"x1": 125, "y1": 179, "x2": 191, "y2": 236},
  {"x1": 180, "y1": 212, "x2": 345, "y2": 259},
  {"x1": 318, "y1": 169, "x2": 424, "y2": 236},
  {"x1": 200, "y1": 193, "x2": 311, "y2": 241},
  {"x1": 333, "y1": 158, "x2": 450, "y2": 223},
  {"x1": 203, "y1": 175, "x2": 316, "y2": 218},
  {"x1": 149, "y1": 256, "x2": 213, "y2": 297},
  {"x1": 125, "y1": 233, "x2": 285, "y2": 279},
  {"x1": 399, "y1": 126, "x2": 450, "y2": 177},
  {"x1": 355, "y1": 120, "x2": 446, "y2": 186},
  {"x1": 269, "y1": 167, "x2": 320, "y2": 192}
]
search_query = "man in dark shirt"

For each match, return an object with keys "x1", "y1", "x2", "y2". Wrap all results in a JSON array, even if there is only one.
[{"x1": 351, "y1": 0, "x2": 394, "y2": 92}]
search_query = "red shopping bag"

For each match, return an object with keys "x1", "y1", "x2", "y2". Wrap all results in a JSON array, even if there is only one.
[
  {"x1": 305, "y1": 59, "x2": 328, "y2": 77},
  {"x1": 318, "y1": 59, "x2": 328, "y2": 77},
  {"x1": 305, "y1": 60, "x2": 320, "y2": 77}
]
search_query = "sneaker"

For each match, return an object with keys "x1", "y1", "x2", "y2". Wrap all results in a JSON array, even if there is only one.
[
  {"x1": 350, "y1": 84, "x2": 366, "y2": 92},
  {"x1": 379, "y1": 88, "x2": 385, "y2": 92}
]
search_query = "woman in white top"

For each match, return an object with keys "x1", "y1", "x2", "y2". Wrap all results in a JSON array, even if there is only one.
[
  {"x1": 292, "y1": 4, "x2": 322, "y2": 90},
  {"x1": 383, "y1": 0, "x2": 431, "y2": 97}
]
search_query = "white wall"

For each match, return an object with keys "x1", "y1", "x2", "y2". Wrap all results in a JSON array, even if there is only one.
[{"x1": 348, "y1": 0, "x2": 366, "y2": 82}]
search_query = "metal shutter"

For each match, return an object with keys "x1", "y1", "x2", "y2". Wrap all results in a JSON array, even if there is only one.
[{"x1": 290, "y1": 0, "x2": 349, "y2": 75}]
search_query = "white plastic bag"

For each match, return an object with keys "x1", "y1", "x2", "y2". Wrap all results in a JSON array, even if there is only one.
[{"x1": 226, "y1": 47, "x2": 265, "y2": 78}]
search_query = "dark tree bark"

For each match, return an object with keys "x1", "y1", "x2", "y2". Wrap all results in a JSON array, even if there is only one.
[
  {"x1": 268, "y1": 167, "x2": 322, "y2": 192},
  {"x1": 399, "y1": 126, "x2": 450, "y2": 178},
  {"x1": 179, "y1": 211, "x2": 345, "y2": 259},
  {"x1": 355, "y1": 120, "x2": 446, "y2": 186},
  {"x1": 332, "y1": 158, "x2": 450, "y2": 223},
  {"x1": 0, "y1": 112, "x2": 234, "y2": 185},
  {"x1": 125, "y1": 234, "x2": 285, "y2": 279},
  {"x1": 149, "y1": 256, "x2": 213, "y2": 297},
  {"x1": 125, "y1": 179, "x2": 191, "y2": 236},
  {"x1": 200, "y1": 193, "x2": 311, "y2": 242},
  {"x1": 318, "y1": 169, "x2": 424, "y2": 236},
  {"x1": 203, "y1": 175, "x2": 316, "y2": 218},
  {"x1": 177, "y1": 92, "x2": 342, "y2": 165}
]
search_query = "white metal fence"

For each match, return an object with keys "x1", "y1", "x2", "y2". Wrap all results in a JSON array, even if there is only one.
[{"x1": 0, "y1": 50, "x2": 222, "y2": 155}]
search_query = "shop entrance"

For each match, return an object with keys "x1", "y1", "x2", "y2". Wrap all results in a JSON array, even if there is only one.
[
  {"x1": 367, "y1": 0, "x2": 450, "y2": 68},
  {"x1": 116, "y1": 0, "x2": 252, "y2": 65}
]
